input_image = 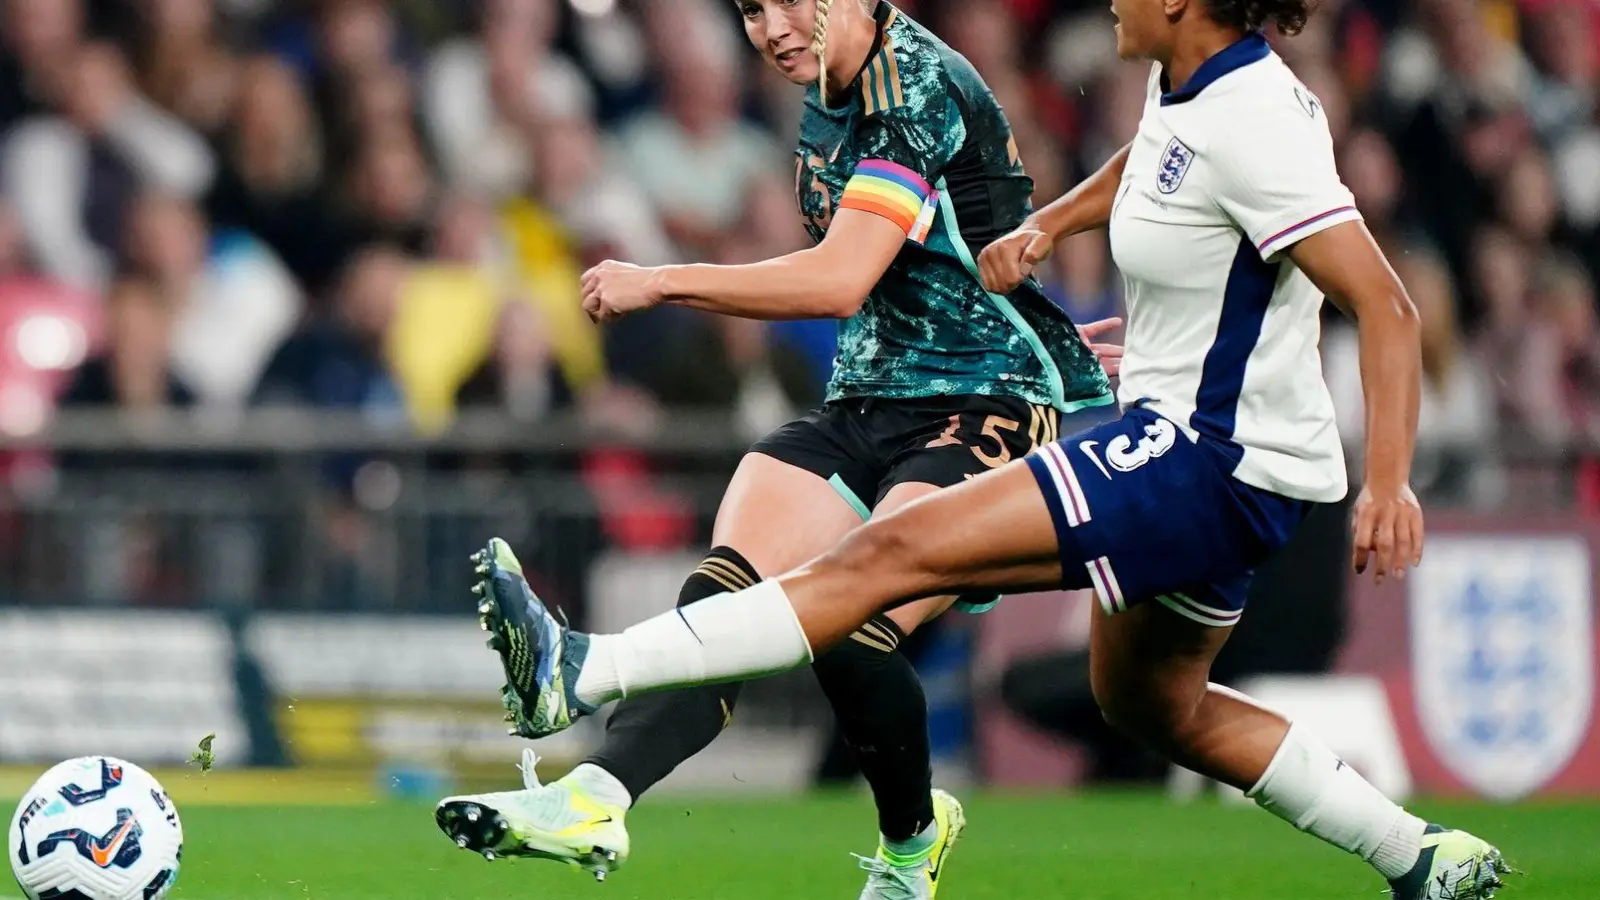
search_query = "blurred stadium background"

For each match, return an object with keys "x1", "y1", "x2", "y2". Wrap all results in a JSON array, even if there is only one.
[{"x1": 1, "y1": 0, "x2": 1599, "y2": 896}]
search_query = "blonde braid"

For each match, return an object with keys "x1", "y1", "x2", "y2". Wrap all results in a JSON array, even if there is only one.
[{"x1": 812, "y1": 0, "x2": 835, "y2": 102}]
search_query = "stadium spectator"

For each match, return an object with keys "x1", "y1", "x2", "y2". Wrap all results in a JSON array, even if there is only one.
[
  {"x1": 1499, "y1": 252, "x2": 1600, "y2": 446},
  {"x1": 133, "y1": 0, "x2": 240, "y2": 138},
  {"x1": 423, "y1": 0, "x2": 593, "y2": 198},
  {"x1": 204, "y1": 55, "x2": 354, "y2": 296},
  {"x1": 290, "y1": 0, "x2": 418, "y2": 165},
  {"x1": 0, "y1": 0, "x2": 85, "y2": 129},
  {"x1": 58, "y1": 276, "x2": 192, "y2": 411},
  {"x1": 619, "y1": 0, "x2": 781, "y2": 258},
  {"x1": 455, "y1": 297, "x2": 572, "y2": 425},
  {"x1": 121, "y1": 192, "x2": 301, "y2": 407},
  {"x1": 531, "y1": 111, "x2": 675, "y2": 268},
  {"x1": 342, "y1": 124, "x2": 436, "y2": 256},
  {"x1": 253, "y1": 245, "x2": 406, "y2": 422},
  {"x1": 2, "y1": 41, "x2": 214, "y2": 291},
  {"x1": 343, "y1": 62, "x2": 426, "y2": 153}
]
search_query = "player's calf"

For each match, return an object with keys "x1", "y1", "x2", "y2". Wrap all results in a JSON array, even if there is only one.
[{"x1": 584, "y1": 547, "x2": 760, "y2": 801}]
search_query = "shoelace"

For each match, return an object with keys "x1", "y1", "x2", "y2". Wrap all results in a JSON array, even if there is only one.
[
  {"x1": 517, "y1": 749, "x2": 542, "y2": 790},
  {"x1": 852, "y1": 854, "x2": 922, "y2": 900}
]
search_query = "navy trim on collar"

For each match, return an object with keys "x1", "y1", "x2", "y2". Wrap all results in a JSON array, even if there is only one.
[{"x1": 1159, "y1": 32, "x2": 1271, "y2": 106}]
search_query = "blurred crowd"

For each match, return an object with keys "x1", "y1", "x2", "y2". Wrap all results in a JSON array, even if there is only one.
[{"x1": 0, "y1": 0, "x2": 1595, "y2": 499}]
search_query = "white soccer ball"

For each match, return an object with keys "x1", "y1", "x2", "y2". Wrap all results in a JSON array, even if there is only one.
[{"x1": 8, "y1": 757, "x2": 182, "y2": 900}]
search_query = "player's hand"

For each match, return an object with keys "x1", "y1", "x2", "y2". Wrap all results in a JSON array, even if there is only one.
[
  {"x1": 1350, "y1": 482, "x2": 1424, "y2": 584},
  {"x1": 1076, "y1": 317, "x2": 1125, "y2": 377},
  {"x1": 977, "y1": 226, "x2": 1054, "y2": 294},
  {"x1": 581, "y1": 260, "x2": 666, "y2": 323}
]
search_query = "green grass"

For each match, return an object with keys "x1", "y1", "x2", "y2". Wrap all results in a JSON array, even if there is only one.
[{"x1": 105, "y1": 792, "x2": 1596, "y2": 900}]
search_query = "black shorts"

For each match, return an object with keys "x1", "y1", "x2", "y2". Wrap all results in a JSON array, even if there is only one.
[
  {"x1": 752, "y1": 394, "x2": 1067, "y2": 513},
  {"x1": 751, "y1": 394, "x2": 1069, "y2": 610}
]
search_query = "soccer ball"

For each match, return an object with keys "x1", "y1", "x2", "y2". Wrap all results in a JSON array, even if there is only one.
[{"x1": 8, "y1": 757, "x2": 182, "y2": 900}]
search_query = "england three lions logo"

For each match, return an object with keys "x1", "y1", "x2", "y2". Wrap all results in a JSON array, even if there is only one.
[
  {"x1": 1157, "y1": 137, "x2": 1194, "y2": 194},
  {"x1": 1410, "y1": 536, "x2": 1594, "y2": 800}
]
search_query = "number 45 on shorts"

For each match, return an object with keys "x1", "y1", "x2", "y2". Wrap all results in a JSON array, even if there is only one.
[{"x1": 925, "y1": 405, "x2": 1063, "y2": 471}]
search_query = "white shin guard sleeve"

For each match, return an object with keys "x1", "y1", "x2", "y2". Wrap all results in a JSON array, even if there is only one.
[
  {"x1": 1247, "y1": 723, "x2": 1424, "y2": 878},
  {"x1": 575, "y1": 580, "x2": 814, "y2": 707}
]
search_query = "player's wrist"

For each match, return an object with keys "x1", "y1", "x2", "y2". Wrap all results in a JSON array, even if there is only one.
[
  {"x1": 652, "y1": 265, "x2": 691, "y2": 304},
  {"x1": 1360, "y1": 471, "x2": 1411, "y2": 499},
  {"x1": 1026, "y1": 209, "x2": 1067, "y2": 243}
]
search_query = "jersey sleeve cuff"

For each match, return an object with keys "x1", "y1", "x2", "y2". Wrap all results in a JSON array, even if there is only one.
[
  {"x1": 1254, "y1": 206, "x2": 1363, "y2": 261},
  {"x1": 839, "y1": 159, "x2": 938, "y2": 242}
]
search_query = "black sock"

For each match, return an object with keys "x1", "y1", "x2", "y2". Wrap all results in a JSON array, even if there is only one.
[
  {"x1": 812, "y1": 615, "x2": 935, "y2": 841},
  {"x1": 581, "y1": 547, "x2": 758, "y2": 802}
]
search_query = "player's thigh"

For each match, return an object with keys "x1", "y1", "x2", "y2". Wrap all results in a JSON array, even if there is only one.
[
  {"x1": 803, "y1": 459, "x2": 1066, "y2": 601},
  {"x1": 1088, "y1": 599, "x2": 1233, "y2": 738},
  {"x1": 711, "y1": 451, "x2": 865, "y2": 577},
  {"x1": 872, "y1": 481, "x2": 958, "y2": 634}
]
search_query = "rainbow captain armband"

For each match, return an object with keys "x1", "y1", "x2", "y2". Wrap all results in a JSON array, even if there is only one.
[{"x1": 839, "y1": 159, "x2": 940, "y2": 244}]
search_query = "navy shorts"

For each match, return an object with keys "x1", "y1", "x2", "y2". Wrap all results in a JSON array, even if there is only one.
[{"x1": 1024, "y1": 407, "x2": 1313, "y2": 627}]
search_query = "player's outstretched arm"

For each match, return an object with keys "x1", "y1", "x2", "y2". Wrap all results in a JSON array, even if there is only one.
[
  {"x1": 579, "y1": 209, "x2": 906, "y2": 323},
  {"x1": 1289, "y1": 220, "x2": 1423, "y2": 584},
  {"x1": 978, "y1": 142, "x2": 1131, "y2": 294}
]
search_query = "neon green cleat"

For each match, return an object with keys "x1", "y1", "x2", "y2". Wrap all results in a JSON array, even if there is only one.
[
  {"x1": 435, "y1": 751, "x2": 630, "y2": 881},
  {"x1": 1388, "y1": 825, "x2": 1512, "y2": 900},
  {"x1": 854, "y1": 789, "x2": 966, "y2": 900}
]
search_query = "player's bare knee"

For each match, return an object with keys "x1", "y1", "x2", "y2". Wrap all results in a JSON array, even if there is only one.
[
  {"x1": 1093, "y1": 679, "x2": 1196, "y2": 748},
  {"x1": 1092, "y1": 682, "x2": 1150, "y2": 741},
  {"x1": 831, "y1": 517, "x2": 935, "y2": 583}
]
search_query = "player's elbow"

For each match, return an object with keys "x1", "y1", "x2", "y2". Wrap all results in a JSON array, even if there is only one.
[
  {"x1": 1384, "y1": 285, "x2": 1420, "y2": 325},
  {"x1": 819, "y1": 287, "x2": 868, "y2": 319},
  {"x1": 1343, "y1": 281, "x2": 1419, "y2": 333},
  {"x1": 1362, "y1": 287, "x2": 1420, "y2": 337},
  {"x1": 806, "y1": 265, "x2": 870, "y2": 318}
]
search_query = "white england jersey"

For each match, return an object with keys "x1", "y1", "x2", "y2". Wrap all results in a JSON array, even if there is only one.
[{"x1": 1109, "y1": 34, "x2": 1359, "y2": 503}]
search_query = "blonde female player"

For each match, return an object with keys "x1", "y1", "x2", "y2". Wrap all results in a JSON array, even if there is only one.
[
  {"x1": 449, "y1": 0, "x2": 1516, "y2": 898},
  {"x1": 437, "y1": 2, "x2": 1124, "y2": 897}
]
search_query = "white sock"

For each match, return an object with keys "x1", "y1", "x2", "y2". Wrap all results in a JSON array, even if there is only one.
[
  {"x1": 573, "y1": 580, "x2": 814, "y2": 707},
  {"x1": 1247, "y1": 723, "x2": 1426, "y2": 880},
  {"x1": 564, "y1": 763, "x2": 634, "y2": 810}
]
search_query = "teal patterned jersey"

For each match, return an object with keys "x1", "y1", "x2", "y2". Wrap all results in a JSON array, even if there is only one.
[{"x1": 795, "y1": 2, "x2": 1112, "y2": 412}]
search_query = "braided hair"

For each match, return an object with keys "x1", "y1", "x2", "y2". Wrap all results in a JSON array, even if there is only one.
[{"x1": 812, "y1": 0, "x2": 835, "y2": 101}]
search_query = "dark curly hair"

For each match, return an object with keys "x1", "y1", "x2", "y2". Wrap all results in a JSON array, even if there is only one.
[{"x1": 1201, "y1": 0, "x2": 1317, "y2": 36}]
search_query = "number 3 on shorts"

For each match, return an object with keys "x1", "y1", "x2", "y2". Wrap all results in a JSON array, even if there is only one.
[{"x1": 1079, "y1": 416, "x2": 1178, "y2": 477}]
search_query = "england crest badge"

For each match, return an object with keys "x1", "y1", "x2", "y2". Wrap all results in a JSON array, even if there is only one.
[
  {"x1": 1410, "y1": 536, "x2": 1594, "y2": 800},
  {"x1": 1157, "y1": 137, "x2": 1194, "y2": 195}
]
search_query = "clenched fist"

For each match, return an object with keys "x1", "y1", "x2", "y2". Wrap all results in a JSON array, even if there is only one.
[
  {"x1": 977, "y1": 227, "x2": 1054, "y2": 294},
  {"x1": 581, "y1": 260, "x2": 666, "y2": 323}
]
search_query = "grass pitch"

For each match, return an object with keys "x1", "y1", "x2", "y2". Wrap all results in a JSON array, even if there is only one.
[{"x1": 71, "y1": 791, "x2": 1599, "y2": 900}]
